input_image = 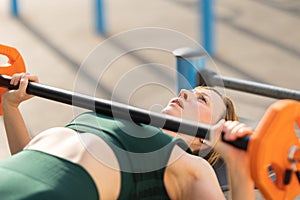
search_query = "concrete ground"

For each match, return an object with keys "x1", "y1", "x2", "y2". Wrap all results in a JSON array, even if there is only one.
[{"x1": 1, "y1": 0, "x2": 300, "y2": 199}]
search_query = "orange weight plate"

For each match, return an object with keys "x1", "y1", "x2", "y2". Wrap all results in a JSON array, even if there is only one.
[{"x1": 248, "y1": 100, "x2": 300, "y2": 200}]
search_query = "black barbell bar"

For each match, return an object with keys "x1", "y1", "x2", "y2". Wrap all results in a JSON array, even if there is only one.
[
  {"x1": 198, "y1": 69, "x2": 300, "y2": 101},
  {"x1": 0, "y1": 74, "x2": 249, "y2": 150}
]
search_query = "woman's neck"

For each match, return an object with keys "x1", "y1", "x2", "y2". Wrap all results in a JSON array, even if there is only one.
[{"x1": 162, "y1": 129, "x2": 201, "y2": 152}]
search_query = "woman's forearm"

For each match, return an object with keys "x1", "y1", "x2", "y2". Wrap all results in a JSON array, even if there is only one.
[
  {"x1": 226, "y1": 160, "x2": 255, "y2": 200},
  {"x1": 2, "y1": 103, "x2": 31, "y2": 154},
  {"x1": 1, "y1": 73, "x2": 38, "y2": 154}
]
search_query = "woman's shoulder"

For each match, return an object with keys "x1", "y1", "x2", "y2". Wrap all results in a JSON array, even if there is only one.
[
  {"x1": 167, "y1": 145, "x2": 214, "y2": 176},
  {"x1": 185, "y1": 151, "x2": 215, "y2": 177},
  {"x1": 165, "y1": 146, "x2": 224, "y2": 199}
]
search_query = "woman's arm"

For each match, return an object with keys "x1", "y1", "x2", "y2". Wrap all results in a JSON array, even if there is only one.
[
  {"x1": 212, "y1": 120, "x2": 255, "y2": 200},
  {"x1": 225, "y1": 155, "x2": 255, "y2": 200},
  {"x1": 165, "y1": 145, "x2": 226, "y2": 200},
  {"x1": 2, "y1": 73, "x2": 38, "y2": 154}
]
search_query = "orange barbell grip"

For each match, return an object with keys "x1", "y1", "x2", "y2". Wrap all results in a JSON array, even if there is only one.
[{"x1": 0, "y1": 44, "x2": 26, "y2": 115}]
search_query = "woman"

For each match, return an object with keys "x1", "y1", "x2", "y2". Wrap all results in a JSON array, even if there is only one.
[{"x1": 0, "y1": 73, "x2": 255, "y2": 200}]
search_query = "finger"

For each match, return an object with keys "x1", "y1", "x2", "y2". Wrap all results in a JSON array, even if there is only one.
[
  {"x1": 236, "y1": 126, "x2": 253, "y2": 137},
  {"x1": 24, "y1": 73, "x2": 38, "y2": 82},
  {"x1": 18, "y1": 74, "x2": 29, "y2": 93},
  {"x1": 10, "y1": 73, "x2": 25, "y2": 86},
  {"x1": 28, "y1": 74, "x2": 39, "y2": 83},
  {"x1": 227, "y1": 123, "x2": 248, "y2": 140},
  {"x1": 223, "y1": 121, "x2": 240, "y2": 133},
  {"x1": 224, "y1": 123, "x2": 253, "y2": 141}
]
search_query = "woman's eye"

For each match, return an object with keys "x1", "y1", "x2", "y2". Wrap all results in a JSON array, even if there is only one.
[{"x1": 198, "y1": 96, "x2": 207, "y2": 103}]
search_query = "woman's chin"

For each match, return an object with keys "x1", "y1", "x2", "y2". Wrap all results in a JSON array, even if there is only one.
[{"x1": 161, "y1": 108, "x2": 180, "y2": 118}]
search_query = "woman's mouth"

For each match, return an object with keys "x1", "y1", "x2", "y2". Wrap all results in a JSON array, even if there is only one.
[{"x1": 170, "y1": 98, "x2": 183, "y2": 109}]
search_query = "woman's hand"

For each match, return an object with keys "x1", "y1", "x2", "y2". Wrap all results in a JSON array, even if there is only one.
[
  {"x1": 208, "y1": 120, "x2": 254, "y2": 175},
  {"x1": 213, "y1": 120, "x2": 253, "y2": 163},
  {"x1": 208, "y1": 120, "x2": 253, "y2": 162},
  {"x1": 2, "y1": 73, "x2": 39, "y2": 108}
]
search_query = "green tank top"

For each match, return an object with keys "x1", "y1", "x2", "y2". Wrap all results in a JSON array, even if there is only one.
[{"x1": 66, "y1": 112, "x2": 192, "y2": 200}]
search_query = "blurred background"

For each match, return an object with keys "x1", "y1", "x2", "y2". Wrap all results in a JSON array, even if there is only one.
[{"x1": 1, "y1": 0, "x2": 300, "y2": 197}]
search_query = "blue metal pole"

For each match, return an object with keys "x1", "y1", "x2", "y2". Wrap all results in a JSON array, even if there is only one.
[
  {"x1": 95, "y1": 0, "x2": 106, "y2": 35},
  {"x1": 201, "y1": 0, "x2": 215, "y2": 56},
  {"x1": 11, "y1": 0, "x2": 19, "y2": 17},
  {"x1": 173, "y1": 47, "x2": 206, "y2": 93}
]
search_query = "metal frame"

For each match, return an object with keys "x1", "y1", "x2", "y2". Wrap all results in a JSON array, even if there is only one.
[{"x1": 198, "y1": 69, "x2": 300, "y2": 101}]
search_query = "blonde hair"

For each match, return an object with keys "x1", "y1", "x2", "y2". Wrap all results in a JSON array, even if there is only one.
[{"x1": 194, "y1": 86, "x2": 238, "y2": 165}]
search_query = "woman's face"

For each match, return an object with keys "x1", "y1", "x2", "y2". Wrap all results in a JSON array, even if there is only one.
[{"x1": 162, "y1": 88, "x2": 226, "y2": 124}]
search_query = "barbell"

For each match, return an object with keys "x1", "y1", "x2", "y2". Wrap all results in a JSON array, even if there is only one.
[{"x1": 1, "y1": 44, "x2": 300, "y2": 200}]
